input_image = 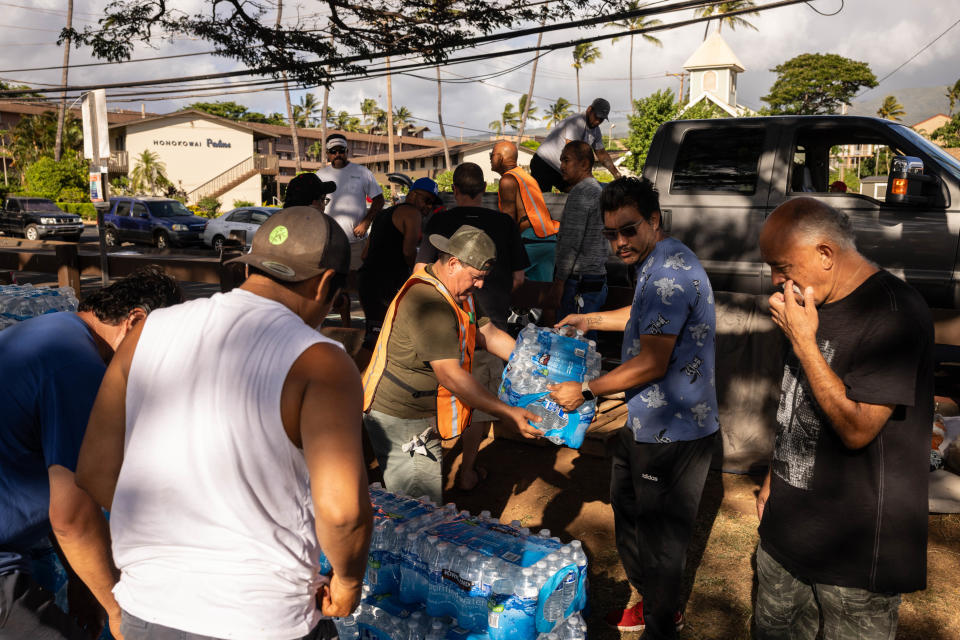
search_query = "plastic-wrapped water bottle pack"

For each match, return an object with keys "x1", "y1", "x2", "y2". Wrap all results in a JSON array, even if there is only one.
[
  {"x1": 0, "y1": 284, "x2": 79, "y2": 330},
  {"x1": 498, "y1": 324, "x2": 602, "y2": 448},
  {"x1": 331, "y1": 485, "x2": 589, "y2": 640}
]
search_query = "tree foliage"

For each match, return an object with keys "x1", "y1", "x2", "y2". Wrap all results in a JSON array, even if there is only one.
[
  {"x1": 762, "y1": 53, "x2": 877, "y2": 115},
  {"x1": 946, "y1": 78, "x2": 960, "y2": 116},
  {"x1": 625, "y1": 88, "x2": 678, "y2": 173},
  {"x1": 129, "y1": 150, "x2": 171, "y2": 195},
  {"x1": 8, "y1": 111, "x2": 83, "y2": 173},
  {"x1": 189, "y1": 101, "x2": 285, "y2": 125},
  {"x1": 932, "y1": 113, "x2": 960, "y2": 148},
  {"x1": 24, "y1": 156, "x2": 87, "y2": 200},
  {"x1": 61, "y1": 1, "x2": 622, "y2": 86},
  {"x1": 695, "y1": 1, "x2": 759, "y2": 33},
  {"x1": 545, "y1": 98, "x2": 574, "y2": 129},
  {"x1": 876, "y1": 95, "x2": 905, "y2": 122}
]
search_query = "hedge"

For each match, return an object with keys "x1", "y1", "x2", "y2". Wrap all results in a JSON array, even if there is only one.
[{"x1": 58, "y1": 202, "x2": 98, "y2": 220}]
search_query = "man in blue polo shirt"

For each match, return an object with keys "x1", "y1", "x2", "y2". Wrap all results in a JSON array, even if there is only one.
[
  {"x1": 549, "y1": 177, "x2": 717, "y2": 639},
  {"x1": 0, "y1": 268, "x2": 180, "y2": 639}
]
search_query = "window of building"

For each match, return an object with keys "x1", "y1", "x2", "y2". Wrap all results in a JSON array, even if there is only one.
[
  {"x1": 671, "y1": 128, "x2": 764, "y2": 193},
  {"x1": 703, "y1": 70, "x2": 718, "y2": 92}
]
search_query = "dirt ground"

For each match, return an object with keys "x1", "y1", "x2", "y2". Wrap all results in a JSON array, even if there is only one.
[{"x1": 423, "y1": 430, "x2": 960, "y2": 640}]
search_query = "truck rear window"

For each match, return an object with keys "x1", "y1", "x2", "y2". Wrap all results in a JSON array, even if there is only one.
[{"x1": 670, "y1": 128, "x2": 764, "y2": 194}]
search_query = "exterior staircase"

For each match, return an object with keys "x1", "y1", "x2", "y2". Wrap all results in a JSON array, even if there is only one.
[{"x1": 187, "y1": 154, "x2": 279, "y2": 204}]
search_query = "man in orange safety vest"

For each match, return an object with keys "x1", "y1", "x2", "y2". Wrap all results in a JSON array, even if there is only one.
[{"x1": 362, "y1": 225, "x2": 542, "y2": 502}]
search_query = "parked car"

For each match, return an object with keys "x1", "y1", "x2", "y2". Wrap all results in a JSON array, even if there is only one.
[
  {"x1": 101, "y1": 196, "x2": 209, "y2": 249},
  {"x1": 642, "y1": 115, "x2": 960, "y2": 308},
  {"x1": 202, "y1": 206, "x2": 281, "y2": 250},
  {"x1": 0, "y1": 196, "x2": 84, "y2": 241}
]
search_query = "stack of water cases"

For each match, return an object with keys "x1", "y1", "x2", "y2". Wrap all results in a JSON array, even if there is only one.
[
  {"x1": 331, "y1": 485, "x2": 589, "y2": 640},
  {"x1": 0, "y1": 284, "x2": 78, "y2": 330},
  {"x1": 498, "y1": 324, "x2": 602, "y2": 448}
]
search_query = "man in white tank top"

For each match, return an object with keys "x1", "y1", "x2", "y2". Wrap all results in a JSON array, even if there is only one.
[{"x1": 75, "y1": 205, "x2": 374, "y2": 640}]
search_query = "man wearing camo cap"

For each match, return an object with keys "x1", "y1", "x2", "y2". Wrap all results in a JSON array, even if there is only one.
[{"x1": 362, "y1": 225, "x2": 542, "y2": 502}]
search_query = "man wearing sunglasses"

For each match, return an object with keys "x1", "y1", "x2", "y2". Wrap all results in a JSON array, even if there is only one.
[
  {"x1": 315, "y1": 133, "x2": 385, "y2": 271},
  {"x1": 548, "y1": 177, "x2": 718, "y2": 638}
]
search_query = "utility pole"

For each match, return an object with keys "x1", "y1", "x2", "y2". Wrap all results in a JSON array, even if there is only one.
[
  {"x1": 277, "y1": 0, "x2": 302, "y2": 174},
  {"x1": 386, "y1": 57, "x2": 396, "y2": 200},
  {"x1": 517, "y1": 17, "x2": 546, "y2": 142},
  {"x1": 665, "y1": 72, "x2": 686, "y2": 104},
  {"x1": 436, "y1": 65, "x2": 451, "y2": 171},
  {"x1": 320, "y1": 29, "x2": 333, "y2": 167},
  {"x1": 54, "y1": 0, "x2": 73, "y2": 162}
]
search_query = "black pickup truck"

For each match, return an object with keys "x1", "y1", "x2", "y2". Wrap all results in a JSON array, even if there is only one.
[
  {"x1": 0, "y1": 196, "x2": 84, "y2": 241},
  {"x1": 643, "y1": 115, "x2": 960, "y2": 308}
]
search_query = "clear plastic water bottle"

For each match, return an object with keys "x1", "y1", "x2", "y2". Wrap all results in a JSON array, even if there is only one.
[
  {"x1": 426, "y1": 541, "x2": 453, "y2": 617},
  {"x1": 334, "y1": 615, "x2": 360, "y2": 640},
  {"x1": 424, "y1": 619, "x2": 447, "y2": 640}
]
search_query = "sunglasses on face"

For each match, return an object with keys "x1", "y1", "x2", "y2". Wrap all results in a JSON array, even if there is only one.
[
  {"x1": 328, "y1": 148, "x2": 347, "y2": 155},
  {"x1": 601, "y1": 220, "x2": 646, "y2": 242}
]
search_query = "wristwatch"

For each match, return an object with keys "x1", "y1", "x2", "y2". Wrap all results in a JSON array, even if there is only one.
[{"x1": 581, "y1": 380, "x2": 595, "y2": 401}]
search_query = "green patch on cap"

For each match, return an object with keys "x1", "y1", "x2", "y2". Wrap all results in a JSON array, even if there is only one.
[{"x1": 269, "y1": 225, "x2": 289, "y2": 245}]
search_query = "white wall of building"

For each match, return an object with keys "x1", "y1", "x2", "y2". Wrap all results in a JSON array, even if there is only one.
[
  {"x1": 462, "y1": 146, "x2": 536, "y2": 185},
  {"x1": 123, "y1": 115, "x2": 260, "y2": 205}
]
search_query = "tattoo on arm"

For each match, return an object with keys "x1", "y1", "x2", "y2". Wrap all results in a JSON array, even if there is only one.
[{"x1": 587, "y1": 315, "x2": 602, "y2": 327}]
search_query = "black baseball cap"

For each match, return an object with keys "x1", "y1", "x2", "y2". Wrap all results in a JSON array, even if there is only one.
[{"x1": 226, "y1": 206, "x2": 350, "y2": 281}]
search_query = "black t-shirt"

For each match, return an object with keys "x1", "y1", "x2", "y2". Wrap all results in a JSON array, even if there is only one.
[
  {"x1": 759, "y1": 270, "x2": 933, "y2": 594},
  {"x1": 417, "y1": 206, "x2": 529, "y2": 330}
]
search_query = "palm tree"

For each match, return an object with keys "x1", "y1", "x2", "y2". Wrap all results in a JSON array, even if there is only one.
[
  {"x1": 545, "y1": 98, "x2": 574, "y2": 129},
  {"x1": 332, "y1": 111, "x2": 361, "y2": 132},
  {"x1": 608, "y1": 2, "x2": 663, "y2": 106},
  {"x1": 946, "y1": 79, "x2": 960, "y2": 116},
  {"x1": 572, "y1": 43, "x2": 601, "y2": 111},
  {"x1": 130, "y1": 150, "x2": 170, "y2": 195},
  {"x1": 517, "y1": 16, "x2": 546, "y2": 141},
  {"x1": 695, "y1": 1, "x2": 759, "y2": 39},
  {"x1": 393, "y1": 106, "x2": 413, "y2": 133},
  {"x1": 517, "y1": 95, "x2": 538, "y2": 123},
  {"x1": 876, "y1": 95, "x2": 905, "y2": 122},
  {"x1": 293, "y1": 93, "x2": 322, "y2": 127},
  {"x1": 874, "y1": 95, "x2": 905, "y2": 172},
  {"x1": 360, "y1": 98, "x2": 383, "y2": 133},
  {"x1": 488, "y1": 120, "x2": 504, "y2": 136},
  {"x1": 500, "y1": 102, "x2": 521, "y2": 135},
  {"x1": 276, "y1": 0, "x2": 301, "y2": 172}
]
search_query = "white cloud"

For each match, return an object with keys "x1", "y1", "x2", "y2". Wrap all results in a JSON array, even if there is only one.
[{"x1": 2, "y1": 0, "x2": 958, "y2": 134}]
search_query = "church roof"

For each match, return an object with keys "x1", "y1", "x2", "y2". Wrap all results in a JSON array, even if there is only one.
[{"x1": 683, "y1": 32, "x2": 745, "y2": 72}]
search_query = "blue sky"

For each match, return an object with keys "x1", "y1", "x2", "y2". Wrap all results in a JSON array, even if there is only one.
[{"x1": 2, "y1": 0, "x2": 958, "y2": 137}]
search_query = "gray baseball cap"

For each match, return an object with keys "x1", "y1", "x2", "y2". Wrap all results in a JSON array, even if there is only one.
[
  {"x1": 226, "y1": 206, "x2": 350, "y2": 281},
  {"x1": 590, "y1": 98, "x2": 611, "y2": 120},
  {"x1": 429, "y1": 225, "x2": 496, "y2": 271}
]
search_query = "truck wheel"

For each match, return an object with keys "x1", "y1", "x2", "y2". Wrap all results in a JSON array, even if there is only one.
[
  {"x1": 104, "y1": 228, "x2": 118, "y2": 247},
  {"x1": 155, "y1": 231, "x2": 170, "y2": 250},
  {"x1": 24, "y1": 224, "x2": 39, "y2": 241},
  {"x1": 212, "y1": 235, "x2": 226, "y2": 251}
]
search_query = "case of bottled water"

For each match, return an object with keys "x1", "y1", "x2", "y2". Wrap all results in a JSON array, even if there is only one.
[
  {"x1": 0, "y1": 284, "x2": 79, "y2": 331},
  {"x1": 498, "y1": 324, "x2": 602, "y2": 449},
  {"x1": 340, "y1": 486, "x2": 589, "y2": 640}
]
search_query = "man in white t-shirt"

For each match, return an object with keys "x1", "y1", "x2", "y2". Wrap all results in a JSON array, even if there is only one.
[
  {"x1": 531, "y1": 97, "x2": 621, "y2": 193},
  {"x1": 316, "y1": 133, "x2": 385, "y2": 270}
]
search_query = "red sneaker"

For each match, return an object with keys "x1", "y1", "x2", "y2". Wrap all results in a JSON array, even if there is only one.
[{"x1": 605, "y1": 601, "x2": 685, "y2": 632}]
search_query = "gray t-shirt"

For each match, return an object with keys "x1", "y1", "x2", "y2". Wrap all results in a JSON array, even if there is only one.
[
  {"x1": 535, "y1": 113, "x2": 604, "y2": 171},
  {"x1": 553, "y1": 177, "x2": 608, "y2": 281}
]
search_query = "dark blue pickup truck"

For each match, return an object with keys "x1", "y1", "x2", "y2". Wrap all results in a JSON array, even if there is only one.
[{"x1": 101, "y1": 196, "x2": 208, "y2": 249}]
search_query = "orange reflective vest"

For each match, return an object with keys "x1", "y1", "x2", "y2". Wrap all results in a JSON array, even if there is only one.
[
  {"x1": 499, "y1": 167, "x2": 560, "y2": 238},
  {"x1": 362, "y1": 268, "x2": 477, "y2": 440}
]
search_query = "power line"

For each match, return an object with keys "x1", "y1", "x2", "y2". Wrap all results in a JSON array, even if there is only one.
[
  {"x1": 0, "y1": 50, "x2": 221, "y2": 74},
  {"x1": 862, "y1": 15, "x2": 960, "y2": 94},
  {"x1": 0, "y1": 0, "x2": 809, "y2": 97}
]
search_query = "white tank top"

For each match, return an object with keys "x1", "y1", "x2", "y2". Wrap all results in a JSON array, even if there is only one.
[{"x1": 111, "y1": 288, "x2": 340, "y2": 639}]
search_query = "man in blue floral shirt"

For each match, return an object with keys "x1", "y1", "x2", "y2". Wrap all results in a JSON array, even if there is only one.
[{"x1": 550, "y1": 177, "x2": 718, "y2": 639}]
